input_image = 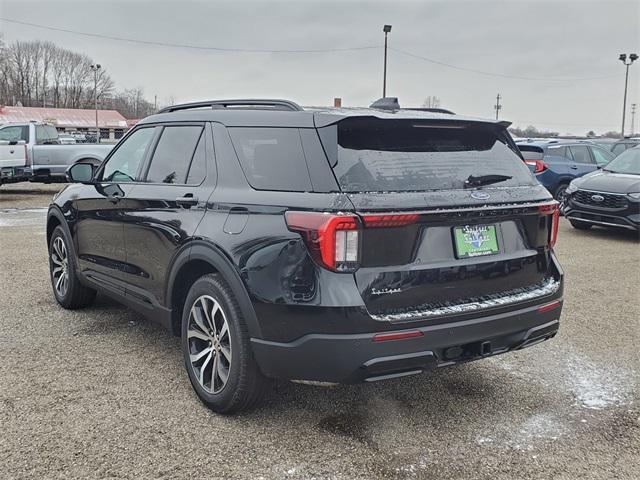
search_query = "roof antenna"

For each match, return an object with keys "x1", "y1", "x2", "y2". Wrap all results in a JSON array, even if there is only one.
[{"x1": 370, "y1": 97, "x2": 400, "y2": 111}]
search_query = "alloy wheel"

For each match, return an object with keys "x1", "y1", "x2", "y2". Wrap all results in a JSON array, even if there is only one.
[
  {"x1": 51, "y1": 236, "x2": 69, "y2": 298},
  {"x1": 187, "y1": 295, "x2": 232, "y2": 394}
]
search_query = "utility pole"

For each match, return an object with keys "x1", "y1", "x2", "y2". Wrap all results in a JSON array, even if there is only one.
[
  {"x1": 494, "y1": 93, "x2": 502, "y2": 120},
  {"x1": 619, "y1": 53, "x2": 638, "y2": 138},
  {"x1": 631, "y1": 103, "x2": 637, "y2": 136},
  {"x1": 90, "y1": 64, "x2": 102, "y2": 144},
  {"x1": 382, "y1": 25, "x2": 392, "y2": 97}
]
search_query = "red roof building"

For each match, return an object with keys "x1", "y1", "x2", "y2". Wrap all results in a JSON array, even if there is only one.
[{"x1": 0, "y1": 106, "x2": 128, "y2": 129}]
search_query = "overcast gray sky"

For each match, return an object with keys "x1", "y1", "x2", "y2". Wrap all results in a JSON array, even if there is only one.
[{"x1": 2, "y1": 0, "x2": 639, "y2": 134}]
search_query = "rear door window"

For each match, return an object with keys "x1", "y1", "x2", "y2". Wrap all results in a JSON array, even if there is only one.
[
  {"x1": 145, "y1": 126, "x2": 203, "y2": 184},
  {"x1": 544, "y1": 145, "x2": 567, "y2": 159},
  {"x1": 35, "y1": 125, "x2": 60, "y2": 144},
  {"x1": 228, "y1": 127, "x2": 312, "y2": 191},
  {"x1": 569, "y1": 145, "x2": 593, "y2": 164},
  {"x1": 323, "y1": 118, "x2": 535, "y2": 192}
]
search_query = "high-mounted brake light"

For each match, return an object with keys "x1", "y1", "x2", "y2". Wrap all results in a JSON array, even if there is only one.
[
  {"x1": 539, "y1": 202, "x2": 560, "y2": 249},
  {"x1": 285, "y1": 211, "x2": 359, "y2": 272}
]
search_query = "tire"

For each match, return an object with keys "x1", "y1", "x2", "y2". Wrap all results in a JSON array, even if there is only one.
[
  {"x1": 181, "y1": 273, "x2": 271, "y2": 414},
  {"x1": 554, "y1": 184, "x2": 568, "y2": 203},
  {"x1": 49, "y1": 225, "x2": 96, "y2": 309},
  {"x1": 569, "y1": 221, "x2": 592, "y2": 230}
]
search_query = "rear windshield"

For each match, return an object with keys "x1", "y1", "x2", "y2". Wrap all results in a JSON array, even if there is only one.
[{"x1": 325, "y1": 118, "x2": 535, "y2": 192}]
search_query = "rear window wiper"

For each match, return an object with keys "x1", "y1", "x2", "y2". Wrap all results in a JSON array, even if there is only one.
[{"x1": 464, "y1": 174, "x2": 512, "y2": 188}]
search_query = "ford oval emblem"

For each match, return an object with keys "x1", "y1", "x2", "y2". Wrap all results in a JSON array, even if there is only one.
[
  {"x1": 471, "y1": 191, "x2": 491, "y2": 200},
  {"x1": 591, "y1": 194, "x2": 605, "y2": 203}
]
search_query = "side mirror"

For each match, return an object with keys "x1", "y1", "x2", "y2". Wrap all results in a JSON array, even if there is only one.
[{"x1": 66, "y1": 162, "x2": 95, "y2": 183}]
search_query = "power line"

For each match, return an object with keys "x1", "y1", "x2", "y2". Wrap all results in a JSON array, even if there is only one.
[
  {"x1": 0, "y1": 17, "x2": 380, "y2": 53},
  {"x1": 389, "y1": 47, "x2": 620, "y2": 81},
  {"x1": 1, "y1": 16, "x2": 623, "y2": 82}
]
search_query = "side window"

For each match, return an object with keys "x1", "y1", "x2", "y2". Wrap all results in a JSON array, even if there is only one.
[
  {"x1": 612, "y1": 143, "x2": 626, "y2": 155},
  {"x1": 0, "y1": 126, "x2": 28, "y2": 143},
  {"x1": 590, "y1": 147, "x2": 613, "y2": 166},
  {"x1": 228, "y1": 127, "x2": 312, "y2": 191},
  {"x1": 569, "y1": 145, "x2": 592, "y2": 164},
  {"x1": 145, "y1": 126, "x2": 203, "y2": 184},
  {"x1": 101, "y1": 127, "x2": 155, "y2": 182},
  {"x1": 544, "y1": 146, "x2": 566, "y2": 160},
  {"x1": 186, "y1": 134, "x2": 207, "y2": 185},
  {"x1": 36, "y1": 125, "x2": 60, "y2": 145}
]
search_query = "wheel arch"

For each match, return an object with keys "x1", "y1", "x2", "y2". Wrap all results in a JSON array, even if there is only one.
[
  {"x1": 46, "y1": 207, "x2": 66, "y2": 248},
  {"x1": 166, "y1": 241, "x2": 263, "y2": 339}
]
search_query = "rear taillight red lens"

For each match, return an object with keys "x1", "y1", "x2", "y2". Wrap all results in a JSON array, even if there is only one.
[
  {"x1": 285, "y1": 211, "x2": 360, "y2": 271},
  {"x1": 361, "y1": 214, "x2": 419, "y2": 228},
  {"x1": 539, "y1": 202, "x2": 560, "y2": 249},
  {"x1": 525, "y1": 160, "x2": 548, "y2": 173},
  {"x1": 286, "y1": 211, "x2": 421, "y2": 272}
]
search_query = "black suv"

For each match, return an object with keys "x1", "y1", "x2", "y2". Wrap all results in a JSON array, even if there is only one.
[{"x1": 47, "y1": 99, "x2": 563, "y2": 413}]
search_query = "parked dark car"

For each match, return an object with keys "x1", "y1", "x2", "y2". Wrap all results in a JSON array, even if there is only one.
[
  {"x1": 47, "y1": 99, "x2": 563, "y2": 413},
  {"x1": 609, "y1": 138, "x2": 640, "y2": 157},
  {"x1": 517, "y1": 140, "x2": 614, "y2": 202},
  {"x1": 564, "y1": 145, "x2": 640, "y2": 232}
]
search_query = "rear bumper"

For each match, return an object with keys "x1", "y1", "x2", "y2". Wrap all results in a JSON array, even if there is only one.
[
  {"x1": 251, "y1": 300, "x2": 562, "y2": 383},
  {"x1": 0, "y1": 166, "x2": 31, "y2": 183}
]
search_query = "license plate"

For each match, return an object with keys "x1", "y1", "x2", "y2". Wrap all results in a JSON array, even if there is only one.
[{"x1": 453, "y1": 224, "x2": 499, "y2": 258}]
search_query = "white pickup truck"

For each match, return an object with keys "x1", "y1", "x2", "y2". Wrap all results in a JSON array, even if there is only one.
[{"x1": 0, "y1": 122, "x2": 114, "y2": 185}]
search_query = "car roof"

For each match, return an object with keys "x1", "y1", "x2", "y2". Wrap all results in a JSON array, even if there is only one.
[
  {"x1": 138, "y1": 99, "x2": 510, "y2": 129},
  {"x1": 516, "y1": 139, "x2": 596, "y2": 148}
]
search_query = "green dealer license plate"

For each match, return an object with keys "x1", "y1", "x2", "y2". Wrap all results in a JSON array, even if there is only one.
[{"x1": 453, "y1": 224, "x2": 499, "y2": 258}]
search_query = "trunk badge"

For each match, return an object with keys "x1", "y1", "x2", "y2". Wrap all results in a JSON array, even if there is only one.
[
  {"x1": 470, "y1": 191, "x2": 491, "y2": 200},
  {"x1": 371, "y1": 287, "x2": 401, "y2": 296}
]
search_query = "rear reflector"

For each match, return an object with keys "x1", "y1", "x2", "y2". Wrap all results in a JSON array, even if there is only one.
[
  {"x1": 537, "y1": 300, "x2": 561, "y2": 313},
  {"x1": 372, "y1": 330, "x2": 424, "y2": 342}
]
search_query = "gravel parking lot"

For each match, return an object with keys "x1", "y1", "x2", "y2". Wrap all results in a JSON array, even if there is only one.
[{"x1": 1, "y1": 182, "x2": 638, "y2": 480}]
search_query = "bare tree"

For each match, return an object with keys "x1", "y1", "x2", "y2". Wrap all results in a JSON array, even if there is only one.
[
  {"x1": 423, "y1": 96, "x2": 441, "y2": 109},
  {"x1": 0, "y1": 38, "x2": 151, "y2": 117}
]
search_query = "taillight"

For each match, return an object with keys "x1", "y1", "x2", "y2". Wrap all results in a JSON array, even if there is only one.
[
  {"x1": 525, "y1": 160, "x2": 548, "y2": 173},
  {"x1": 285, "y1": 211, "x2": 360, "y2": 272},
  {"x1": 24, "y1": 144, "x2": 31, "y2": 167},
  {"x1": 361, "y1": 214, "x2": 419, "y2": 228},
  {"x1": 285, "y1": 211, "x2": 420, "y2": 272},
  {"x1": 539, "y1": 202, "x2": 560, "y2": 249}
]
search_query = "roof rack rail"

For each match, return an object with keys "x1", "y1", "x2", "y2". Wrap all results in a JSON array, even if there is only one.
[{"x1": 158, "y1": 99, "x2": 304, "y2": 114}]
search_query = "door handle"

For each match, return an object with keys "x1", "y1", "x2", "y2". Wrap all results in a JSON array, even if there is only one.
[
  {"x1": 570, "y1": 165, "x2": 578, "y2": 170},
  {"x1": 176, "y1": 194, "x2": 198, "y2": 208}
]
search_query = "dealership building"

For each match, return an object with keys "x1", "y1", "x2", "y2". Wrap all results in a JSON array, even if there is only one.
[{"x1": 0, "y1": 106, "x2": 130, "y2": 141}]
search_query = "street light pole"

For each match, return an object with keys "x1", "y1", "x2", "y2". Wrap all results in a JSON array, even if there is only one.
[
  {"x1": 619, "y1": 53, "x2": 637, "y2": 138},
  {"x1": 631, "y1": 103, "x2": 637, "y2": 136},
  {"x1": 90, "y1": 64, "x2": 102, "y2": 144},
  {"x1": 382, "y1": 25, "x2": 392, "y2": 97}
]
